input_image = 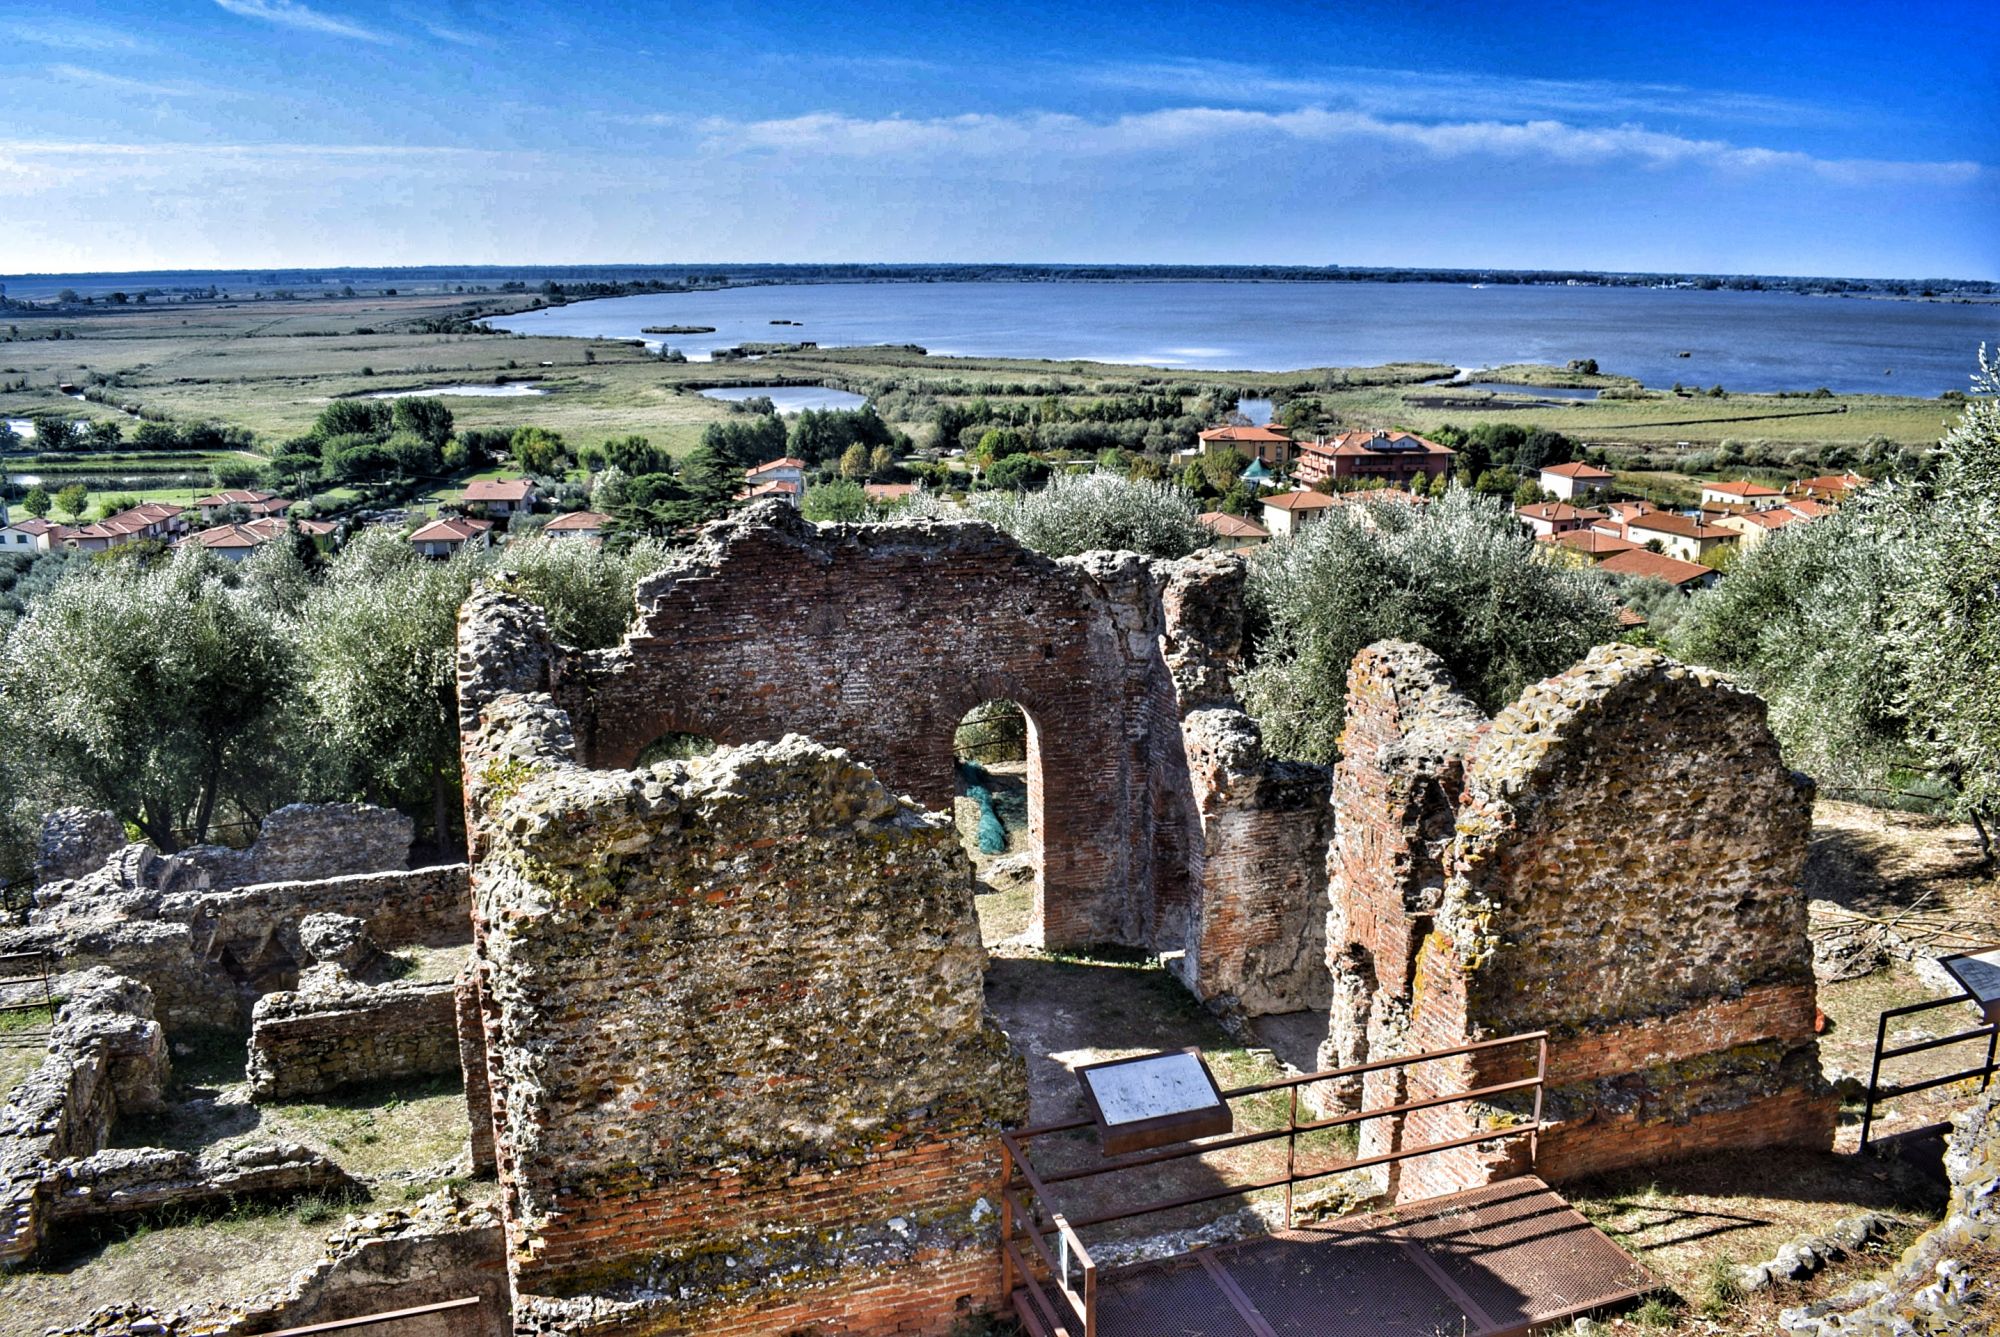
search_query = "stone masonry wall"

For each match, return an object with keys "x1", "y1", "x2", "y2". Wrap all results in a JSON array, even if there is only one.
[
  {"x1": 1322, "y1": 642, "x2": 1484, "y2": 1123},
  {"x1": 0, "y1": 969, "x2": 170, "y2": 1265},
  {"x1": 456, "y1": 656, "x2": 1028, "y2": 1335},
  {"x1": 1381, "y1": 645, "x2": 1835, "y2": 1200},
  {"x1": 1176, "y1": 707, "x2": 1333, "y2": 1017},
  {"x1": 181, "y1": 802, "x2": 414, "y2": 889},
  {"x1": 7, "y1": 862, "x2": 471, "y2": 1032},
  {"x1": 247, "y1": 969, "x2": 460, "y2": 1101},
  {"x1": 461, "y1": 502, "x2": 1196, "y2": 952}
]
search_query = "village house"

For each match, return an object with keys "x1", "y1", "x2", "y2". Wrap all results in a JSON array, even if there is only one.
[
  {"x1": 461, "y1": 478, "x2": 540, "y2": 517},
  {"x1": 408, "y1": 515, "x2": 493, "y2": 558},
  {"x1": 102, "y1": 502, "x2": 188, "y2": 540},
  {"x1": 1197, "y1": 510, "x2": 1269, "y2": 550},
  {"x1": 1621, "y1": 510, "x2": 1738, "y2": 564},
  {"x1": 1515, "y1": 500, "x2": 1605, "y2": 539},
  {"x1": 1711, "y1": 498, "x2": 1831, "y2": 549},
  {"x1": 0, "y1": 516, "x2": 59, "y2": 550},
  {"x1": 542, "y1": 510, "x2": 611, "y2": 542},
  {"x1": 1292, "y1": 430, "x2": 1455, "y2": 489},
  {"x1": 1260, "y1": 489, "x2": 1335, "y2": 537},
  {"x1": 863, "y1": 482, "x2": 919, "y2": 504},
  {"x1": 739, "y1": 456, "x2": 806, "y2": 506},
  {"x1": 1598, "y1": 547, "x2": 1721, "y2": 590},
  {"x1": 184, "y1": 517, "x2": 337, "y2": 563},
  {"x1": 1538, "y1": 460, "x2": 1615, "y2": 501},
  {"x1": 1700, "y1": 479, "x2": 1785, "y2": 511},
  {"x1": 195, "y1": 489, "x2": 286, "y2": 522},
  {"x1": 1537, "y1": 528, "x2": 1640, "y2": 566},
  {"x1": 1788, "y1": 472, "x2": 1871, "y2": 502},
  {"x1": 1198, "y1": 423, "x2": 1293, "y2": 473}
]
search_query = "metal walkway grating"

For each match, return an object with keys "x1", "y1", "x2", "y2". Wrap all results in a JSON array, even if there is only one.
[{"x1": 1014, "y1": 1176, "x2": 1654, "y2": 1337}]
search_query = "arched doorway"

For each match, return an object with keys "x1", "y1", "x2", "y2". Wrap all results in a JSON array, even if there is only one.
[{"x1": 952, "y1": 700, "x2": 1042, "y2": 944}]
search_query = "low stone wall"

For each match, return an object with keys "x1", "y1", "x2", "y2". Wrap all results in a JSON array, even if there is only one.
[
  {"x1": 45, "y1": 1142, "x2": 355, "y2": 1223},
  {"x1": 0, "y1": 969, "x2": 170, "y2": 1265},
  {"x1": 180, "y1": 802, "x2": 414, "y2": 889},
  {"x1": 1782, "y1": 1093, "x2": 1999, "y2": 1334},
  {"x1": 247, "y1": 971, "x2": 460, "y2": 1101},
  {"x1": 6, "y1": 863, "x2": 472, "y2": 1033},
  {"x1": 52, "y1": 1189, "x2": 509, "y2": 1336}
]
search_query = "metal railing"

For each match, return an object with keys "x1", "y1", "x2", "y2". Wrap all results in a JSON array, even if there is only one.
[
  {"x1": 0, "y1": 950, "x2": 55, "y2": 1019},
  {"x1": 262, "y1": 1296, "x2": 483, "y2": 1336},
  {"x1": 1860, "y1": 995, "x2": 1998, "y2": 1150},
  {"x1": 1000, "y1": 1030, "x2": 1549, "y2": 1337}
]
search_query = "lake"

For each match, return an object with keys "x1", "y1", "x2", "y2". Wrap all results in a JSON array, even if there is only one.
[
  {"x1": 488, "y1": 281, "x2": 1998, "y2": 396},
  {"x1": 699, "y1": 385, "x2": 869, "y2": 414}
]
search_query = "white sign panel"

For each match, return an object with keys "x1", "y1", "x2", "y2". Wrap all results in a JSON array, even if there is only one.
[
  {"x1": 1945, "y1": 948, "x2": 2000, "y2": 1008},
  {"x1": 1084, "y1": 1051, "x2": 1223, "y2": 1127}
]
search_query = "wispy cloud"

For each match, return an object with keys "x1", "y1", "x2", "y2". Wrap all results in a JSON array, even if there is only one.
[
  {"x1": 49, "y1": 65, "x2": 226, "y2": 99},
  {"x1": 212, "y1": 0, "x2": 391, "y2": 44},
  {"x1": 395, "y1": 5, "x2": 494, "y2": 47},
  {"x1": 0, "y1": 19, "x2": 148, "y2": 52},
  {"x1": 1072, "y1": 58, "x2": 1838, "y2": 129},
  {"x1": 687, "y1": 105, "x2": 1982, "y2": 187}
]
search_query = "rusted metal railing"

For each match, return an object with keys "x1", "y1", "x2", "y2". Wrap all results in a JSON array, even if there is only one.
[
  {"x1": 1001, "y1": 1030, "x2": 1549, "y2": 1337},
  {"x1": 1860, "y1": 995, "x2": 1999, "y2": 1150},
  {"x1": 0, "y1": 950, "x2": 55, "y2": 1019}
]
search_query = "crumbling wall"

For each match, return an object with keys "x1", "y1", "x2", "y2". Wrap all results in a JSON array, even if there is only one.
[
  {"x1": 1320, "y1": 642, "x2": 1484, "y2": 1121},
  {"x1": 0, "y1": 969, "x2": 170, "y2": 1264},
  {"x1": 180, "y1": 802, "x2": 414, "y2": 889},
  {"x1": 7, "y1": 859, "x2": 471, "y2": 1032},
  {"x1": 35, "y1": 808, "x2": 128, "y2": 886},
  {"x1": 457, "y1": 649, "x2": 1028, "y2": 1336},
  {"x1": 462, "y1": 502, "x2": 1195, "y2": 951},
  {"x1": 1382, "y1": 645, "x2": 1834, "y2": 1200},
  {"x1": 247, "y1": 972, "x2": 459, "y2": 1101},
  {"x1": 1781, "y1": 1092, "x2": 1999, "y2": 1335},
  {"x1": 1159, "y1": 551, "x2": 1341, "y2": 1019},
  {"x1": 53, "y1": 1189, "x2": 509, "y2": 1337},
  {"x1": 1176, "y1": 708, "x2": 1333, "y2": 1017}
]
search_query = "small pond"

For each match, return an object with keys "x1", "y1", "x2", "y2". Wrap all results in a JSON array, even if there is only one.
[
  {"x1": 366, "y1": 383, "x2": 547, "y2": 399},
  {"x1": 1234, "y1": 397, "x2": 1275, "y2": 425},
  {"x1": 1460, "y1": 382, "x2": 1600, "y2": 401},
  {"x1": 699, "y1": 385, "x2": 869, "y2": 414}
]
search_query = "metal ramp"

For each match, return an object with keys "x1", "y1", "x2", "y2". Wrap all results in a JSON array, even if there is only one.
[{"x1": 1015, "y1": 1177, "x2": 1651, "y2": 1337}]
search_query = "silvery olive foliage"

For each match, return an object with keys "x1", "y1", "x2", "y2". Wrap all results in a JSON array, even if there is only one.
[
  {"x1": 968, "y1": 471, "x2": 1211, "y2": 559},
  {"x1": 1242, "y1": 486, "x2": 1618, "y2": 764}
]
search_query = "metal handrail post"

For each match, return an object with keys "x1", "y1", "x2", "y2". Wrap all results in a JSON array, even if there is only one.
[{"x1": 1861, "y1": 1006, "x2": 1891, "y2": 1150}]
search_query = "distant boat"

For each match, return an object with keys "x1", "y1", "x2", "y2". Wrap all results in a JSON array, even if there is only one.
[{"x1": 1467, "y1": 283, "x2": 1486, "y2": 289}]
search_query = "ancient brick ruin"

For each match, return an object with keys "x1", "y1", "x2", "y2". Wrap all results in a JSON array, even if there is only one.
[
  {"x1": 456, "y1": 634, "x2": 1027, "y2": 1335},
  {"x1": 1325, "y1": 642, "x2": 1837, "y2": 1199}
]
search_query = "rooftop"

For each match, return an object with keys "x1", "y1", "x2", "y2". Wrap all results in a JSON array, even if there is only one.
[
  {"x1": 1541, "y1": 461, "x2": 1615, "y2": 480},
  {"x1": 543, "y1": 510, "x2": 612, "y2": 531},
  {"x1": 1197, "y1": 511, "x2": 1269, "y2": 539},
  {"x1": 1198, "y1": 424, "x2": 1291, "y2": 444},
  {"x1": 1261, "y1": 489, "x2": 1336, "y2": 513},
  {"x1": 1598, "y1": 548, "x2": 1717, "y2": 587},
  {"x1": 462, "y1": 479, "x2": 537, "y2": 502}
]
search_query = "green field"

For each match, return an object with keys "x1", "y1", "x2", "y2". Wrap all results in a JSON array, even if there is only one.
[{"x1": 0, "y1": 290, "x2": 1965, "y2": 468}]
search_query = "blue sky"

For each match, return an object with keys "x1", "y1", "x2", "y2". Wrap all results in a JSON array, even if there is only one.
[{"x1": 2, "y1": 0, "x2": 1996, "y2": 276}]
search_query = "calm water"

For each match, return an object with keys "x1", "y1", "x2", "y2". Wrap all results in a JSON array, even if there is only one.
[
  {"x1": 490, "y1": 281, "x2": 1998, "y2": 395},
  {"x1": 366, "y1": 382, "x2": 546, "y2": 398},
  {"x1": 698, "y1": 385, "x2": 869, "y2": 413}
]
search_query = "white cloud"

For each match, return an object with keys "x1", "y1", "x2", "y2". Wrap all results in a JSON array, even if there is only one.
[
  {"x1": 49, "y1": 65, "x2": 224, "y2": 99},
  {"x1": 0, "y1": 19, "x2": 147, "y2": 52},
  {"x1": 688, "y1": 104, "x2": 1982, "y2": 187},
  {"x1": 1072, "y1": 58, "x2": 1837, "y2": 128},
  {"x1": 212, "y1": 0, "x2": 391, "y2": 44}
]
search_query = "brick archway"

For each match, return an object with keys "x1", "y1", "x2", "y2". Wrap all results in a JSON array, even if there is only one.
[{"x1": 540, "y1": 504, "x2": 1197, "y2": 950}]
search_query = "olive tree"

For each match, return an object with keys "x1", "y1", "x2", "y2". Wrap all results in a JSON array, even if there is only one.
[
  {"x1": 0, "y1": 547, "x2": 298, "y2": 849},
  {"x1": 971, "y1": 472, "x2": 1209, "y2": 558},
  {"x1": 1243, "y1": 487, "x2": 1618, "y2": 763}
]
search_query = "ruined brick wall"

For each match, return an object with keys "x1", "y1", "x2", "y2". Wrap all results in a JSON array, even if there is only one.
[
  {"x1": 1158, "y1": 552, "x2": 1342, "y2": 1019},
  {"x1": 246, "y1": 972, "x2": 460, "y2": 1101},
  {"x1": 1382, "y1": 645, "x2": 1835, "y2": 1200},
  {"x1": 1320, "y1": 642, "x2": 1484, "y2": 1123},
  {"x1": 480, "y1": 502, "x2": 1193, "y2": 951},
  {"x1": 1175, "y1": 707, "x2": 1333, "y2": 1017},
  {"x1": 456, "y1": 641, "x2": 1027, "y2": 1335}
]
